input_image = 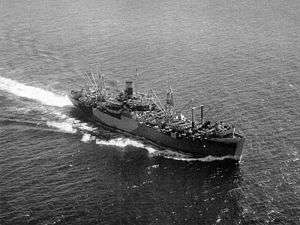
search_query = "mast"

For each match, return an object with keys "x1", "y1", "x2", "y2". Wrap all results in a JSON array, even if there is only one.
[
  {"x1": 83, "y1": 72, "x2": 94, "y2": 88},
  {"x1": 150, "y1": 89, "x2": 166, "y2": 114},
  {"x1": 166, "y1": 87, "x2": 174, "y2": 107},
  {"x1": 135, "y1": 68, "x2": 139, "y2": 94},
  {"x1": 191, "y1": 107, "x2": 195, "y2": 129},
  {"x1": 200, "y1": 105, "x2": 204, "y2": 124},
  {"x1": 90, "y1": 71, "x2": 99, "y2": 90}
]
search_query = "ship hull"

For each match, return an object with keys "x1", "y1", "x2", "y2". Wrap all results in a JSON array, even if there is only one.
[
  {"x1": 70, "y1": 97, "x2": 244, "y2": 161},
  {"x1": 134, "y1": 124, "x2": 244, "y2": 160},
  {"x1": 92, "y1": 108, "x2": 244, "y2": 161}
]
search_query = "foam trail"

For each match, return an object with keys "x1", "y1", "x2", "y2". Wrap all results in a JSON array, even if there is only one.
[
  {"x1": 81, "y1": 133, "x2": 96, "y2": 143},
  {"x1": 46, "y1": 121, "x2": 77, "y2": 134},
  {"x1": 0, "y1": 76, "x2": 72, "y2": 107},
  {"x1": 159, "y1": 151, "x2": 237, "y2": 162},
  {"x1": 45, "y1": 111, "x2": 97, "y2": 135},
  {"x1": 51, "y1": 111, "x2": 98, "y2": 133},
  {"x1": 96, "y1": 138, "x2": 158, "y2": 154},
  {"x1": 166, "y1": 155, "x2": 236, "y2": 162}
]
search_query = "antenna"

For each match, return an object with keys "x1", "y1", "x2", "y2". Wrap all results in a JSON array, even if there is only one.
[{"x1": 135, "y1": 68, "x2": 139, "y2": 94}]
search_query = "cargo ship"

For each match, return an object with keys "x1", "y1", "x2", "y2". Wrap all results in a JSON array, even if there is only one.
[{"x1": 69, "y1": 71, "x2": 245, "y2": 161}]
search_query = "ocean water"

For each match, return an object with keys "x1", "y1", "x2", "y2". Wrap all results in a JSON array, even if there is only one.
[{"x1": 0, "y1": 0, "x2": 299, "y2": 224}]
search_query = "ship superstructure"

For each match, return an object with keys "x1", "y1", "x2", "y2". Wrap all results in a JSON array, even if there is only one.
[{"x1": 70, "y1": 71, "x2": 245, "y2": 161}]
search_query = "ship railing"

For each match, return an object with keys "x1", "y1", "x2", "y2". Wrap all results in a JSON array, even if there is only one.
[
  {"x1": 193, "y1": 133, "x2": 205, "y2": 139},
  {"x1": 169, "y1": 120, "x2": 187, "y2": 126},
  {"x1": 178, "y1": 124, "x2": 193, "y2": 130}
]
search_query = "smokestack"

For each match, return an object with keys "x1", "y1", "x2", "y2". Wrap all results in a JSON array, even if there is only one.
[
  {"x1": 200, "y1": 105, "x2": 204, "y2": 124},
  {"x1": 125, "y1": 81, "x2": 133, "y2": 98}
]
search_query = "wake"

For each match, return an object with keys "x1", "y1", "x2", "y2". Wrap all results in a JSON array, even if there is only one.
[
  {"x1": 161, "y1": 153, "x2": 237, "y2": 162},
  {"x1": 0, "y1": 76, "x2": 72, "y2": 107},
  {"x1": 0, "y1": 76, "x2": 158, "y2": 153},
  {"x1": 0, "y1": 76, "x2": 233, "y2": 162},
  {"x1": 0, "y1": 76, "x2": 97, "y2": 134},
  {"x1": 46, "y1": 111, "x2": 98, "y2": 134}
]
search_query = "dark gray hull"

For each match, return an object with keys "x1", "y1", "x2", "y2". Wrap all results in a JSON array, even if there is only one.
[
  {"x1": 71, "y1": 98, "x2": 244, "y2": 161},
  {"x1": 133, "y1": 124, "x2": 244, "y2": 160}
]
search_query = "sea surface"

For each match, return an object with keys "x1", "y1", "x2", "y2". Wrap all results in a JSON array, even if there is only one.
[{"x1": 0, "y1": 0, "x2": 299, "y2": 224}]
